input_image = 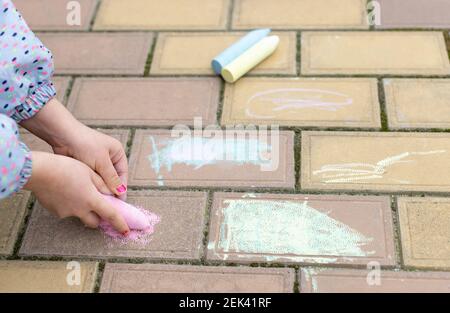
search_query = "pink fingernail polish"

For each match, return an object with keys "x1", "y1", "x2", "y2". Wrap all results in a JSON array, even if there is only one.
[
  {"x1": 116, "y1": 184, "x2": 127, "y2": 193},
  {"x1": 122, "y1": 230, "x2": 129, "y2": 237}
]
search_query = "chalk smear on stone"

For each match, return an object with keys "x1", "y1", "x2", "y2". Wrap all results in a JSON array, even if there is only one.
[
  {"x1": 313, "y1": 150, "x2": 446, "y2": 184},
  {"x1": 147, "y1": 135, "x2": 272, "y2": 184},
  {"x1": 212, "y1": 199, "x2": 372, "y2": 262},
  {"x1": 245, "y1": 88, "x2": 353, "y2": 119}
]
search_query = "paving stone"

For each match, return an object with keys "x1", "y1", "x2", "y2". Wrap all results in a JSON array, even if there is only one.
[
  {"x1": 0, "y1": 192, "x2": 30, "y2": 256},
  {"x1": 222, "y1": 77, "x2": 380, "y2": 128},
  {"x1": 232, "y1": 0, "x2": 368, "y2": 29},
  {"x1": 94, "y1": 0, "x2": 230, "y2": 30},
  {"x1": 52, "y1": 76, "x2": 71, "y2": 104},
  {"x1": 0, "y1": 261, "x2": 98, "y2": 293},
  {"x1": 38, "y1": 33, "x2": 153, "y2": 75},
  {"x1": 376, "y1": 0, "x2": 450, "y2": 29},
  {"x1": 301, "y1": 131, "x2": 450, "y2": 192},
  {"x1": 151, "y1": 32, "x2": 296, "y2": 76},
  {"x1": 299, "y1": 268, "x2": 450, "y2": 293},
  {"x1": 20, "y1": 129, "x2": 129, "y2": 153},
  {"x1": 67, "y1": 78, "x2": 219, "y2": 126},
  {"x1": 128, "y1": 129, "x2": 295, "y2": 189},
  {"x1": 384, "y1": 79, "x2": 450, "y2": 129},
  {"x1": 207, "y1": 192, "x2": 395, "y2": 265},
  {"x1": 14, "y1": 0, "x2": 98, "y2": 31},
  {"x1": 398, "y1": 197, "x2": 450, "y2": 270},
  {"x1": 19, "y1": 191, "x2": 207, "y2": 260},
  {"x1": 301, "y1": 32, "x2": 450, "y2": 75},
  {"x1": 100, "y1": 263, "x2": 295, "y2": 293}
]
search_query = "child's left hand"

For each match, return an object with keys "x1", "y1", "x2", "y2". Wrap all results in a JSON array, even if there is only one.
[{"x1": 21, "y1": 98, "x2": 128, "y2": 200}]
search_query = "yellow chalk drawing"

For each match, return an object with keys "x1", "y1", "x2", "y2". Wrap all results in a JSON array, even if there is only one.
[
  {"x1": 313, "y1": 150, "x2": 446, "y2": 184},
  {"x1": 245, "y1": 88, "x2": 353, "y2": 119}
]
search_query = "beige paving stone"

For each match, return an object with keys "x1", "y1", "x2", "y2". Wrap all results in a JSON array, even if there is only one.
[
  {"x1": 151, "y1": 32, "x2": 296, "y2": 75},
  {"x1": 301, "y1": 131, "x2": 450, "y2": 192},
  {"x1": 300, "y1": 268, "x2": 450, "y2": 293},
  {"x1": 14, "y1": 0, "x2": 98, "y2": 31},
  {"x1": 94, "y1": 0, "x2": 230, "y2": 30},
  {"x1": 0, "y1": 192, "x2": 30, "y2": 256},
  {"x1": 67, "y1": 78, "x2": 219, "y2": 126},
  {"x1": 222, "y1": 77, "x2": 380, "y2": 128},
  {"x1": 20, "y1": 129, "x2": 129, "y2": 153},
  {"x1": 128, "y1": 129, "x2": 295, "y2": 189},
  {"x1": 207, "y1": 192, "x2": 395, "y2": 265},
  {"x1": 398, "y1": 197, "x2": 450, "y2": 270},
  {"x1": 232, "y1": 0, "x2": 368, "y2": 29},
  {"x1": 100, "y1": 264, "x2": 295, "y2": 293},
  {"x1": 0, "y1": 261, "x2": 98, "y2": 293},
  {"x1": 38, "y1": 33, "x2": 153, "y2": 75},
  {"x1": 384, "y1": 79, "x2": 450, "y2": 129},
  {"x1": 301, "y1": 32, "x2": 450, "y2": 75}
]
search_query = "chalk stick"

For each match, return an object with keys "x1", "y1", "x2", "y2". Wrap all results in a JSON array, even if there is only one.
[
  {"x1": 221, "y1": 35, "x2": 280, "y2": 83},
  {"x1": 211, "y1": 28, "x2": 271, "y2": 74}
]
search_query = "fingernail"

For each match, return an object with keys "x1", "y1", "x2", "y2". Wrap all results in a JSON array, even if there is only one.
[
  {"x1": 122, "y1": 230, "x2": 129, "y2": 237},
  {"x1": 116, "y1": 184, "x2": 127, "y2": 193}
]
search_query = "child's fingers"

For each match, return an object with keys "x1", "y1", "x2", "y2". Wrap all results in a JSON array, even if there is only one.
[
  {"x1": 96, "y1": 156, "x2": 125, "y2": 197},
  {"x1": 80, "y1": 211, "x2": 101, "y2": 229},
  {"x1": 90, "y1": 171, "x2": 113, "y2": 195},
  {"x1": 112, "y1": 150, "x2": 128, "y2": 201},
  {"x1": 91, "y1": 193, "x2": 130, "y2": 234}
]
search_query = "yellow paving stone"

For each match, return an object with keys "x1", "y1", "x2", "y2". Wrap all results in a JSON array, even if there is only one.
[
  {"x1": 232, "y1": 0, "x2": 368, "y2": 29},
  {"x1": 0, "y1": 192, "x2": 30, "y2": 256},
  {"x1": 221, "y1": 77, "x2": 380, "y2": 128},
  {"x1": 398, "y1": 197, "x2": 450, "y2": 270},
  {"x1": 301, "y1": 32, "x2": 450, "y2": 75},
  {"x1": 151, "y1": 32, "x2": 296, "y2": 75},
  {"x1": 384, "y1": 79, "x2": 450, "y2": 129},
  {"x1": 301, "y1": 131, "x2": 450, "y2": 192},
  {"x1": 0, "y1": 261, "x2": 98, "y2": 292},
  {"x1": 94, "y1": 0, "x2": 230, "y2": 30}
]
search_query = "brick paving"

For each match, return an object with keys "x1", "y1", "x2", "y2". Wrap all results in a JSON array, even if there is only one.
[{"x1": 1, "y1": 0, "x2": 450, "y2": 293}]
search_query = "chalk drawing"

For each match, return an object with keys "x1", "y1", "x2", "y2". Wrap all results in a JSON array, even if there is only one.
[
  {"x1": 313, "y1": 150, "x2": 446, "y2": 184},
  {"x1": 245, "y1": 88, "x2": 353, "y2": 119},
  {"x1": 147, "y1": 135, "x2": 272, "y2": 185},
  {"x1": 211, "y1": 199, "x2": 373, "y2": 262}
]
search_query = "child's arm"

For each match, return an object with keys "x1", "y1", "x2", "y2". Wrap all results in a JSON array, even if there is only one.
[
  {"x1": 0, "y1": 114, "x2": 32, "y2": 198},
  {"x1": 0, "y1": 0, "x2": 56, "y2": 122}
]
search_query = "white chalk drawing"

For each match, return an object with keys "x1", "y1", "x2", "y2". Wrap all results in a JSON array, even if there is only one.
[
  {"x1": 313, "y1": 150, "x2": 446, "y2": 184},
  {"x1": 211, "y1": 199, "x2": 373, "y2": 262},
  {"x1": 147, "y1": 135, "x2": 273, "y2": 186},
  {"x1": 245, "y1": 88, "x2": 353, "y2": 119}
]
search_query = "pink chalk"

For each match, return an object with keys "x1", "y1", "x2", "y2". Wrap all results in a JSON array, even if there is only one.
[{"x1": 99, "y1": 195, "x2": 160, "y2": 242}]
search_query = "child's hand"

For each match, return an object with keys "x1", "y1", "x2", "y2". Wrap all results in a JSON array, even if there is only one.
[
  {"x1": 21, "y1": 98, "x2": 128, "y2": 200},
  {"x1": 25, "y1": 151, "x2": 130, "y2": 234}
]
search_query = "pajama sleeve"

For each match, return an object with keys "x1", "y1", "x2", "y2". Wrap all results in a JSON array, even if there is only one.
[
  {"x1": 0, "y1": 114, "x2": 32, "y2": 198},
  {"x1": 0, "y1": 0, "x2": 56, "y2": 122},
  {"x1": 0, "y1": 0, "x2": 56, "y2": 198}
]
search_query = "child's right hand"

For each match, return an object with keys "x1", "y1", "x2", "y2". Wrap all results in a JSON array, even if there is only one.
[{"x1": 24, "y1": 151, "x2": 130, "y2": 235}]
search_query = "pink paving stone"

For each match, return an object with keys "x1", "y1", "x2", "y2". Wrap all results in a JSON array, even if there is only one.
[
  {"x1": 20, "y1": 129, "x2": 130, "y2": 153},
  {"x1": 51, "y1": 77, "x2": 71, "y2": 104},
  {"x1": 14, "y1": 0, "x2": 98, "y2": 31},
  {"x1": 128, "y1": 129, "x2": 295, "y2": 189},
  {"x1": 0, "y1": 192, "x2": 30, "y2": 256},
  {"x1": 300, "y1": 268, "x2": 450, "y2": 293},
  {"x1": 375, "y1": 0, "x2": 450, "y2": 29},
  {"x1": 67, "y1": 78, "x2": 220, "y2": 126},
  {"x1": 207, "y1": 192, "x2": 396, "y2": 265},
  {"x1": 19, "y1": 191, "x2": 207, "y2": 260},
  {"x1": 37, "y1": 33, "x2": 153, "y2": 75},
  {"x1": 100, "y1": 264, "x2": 295, "y2": 293}
]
